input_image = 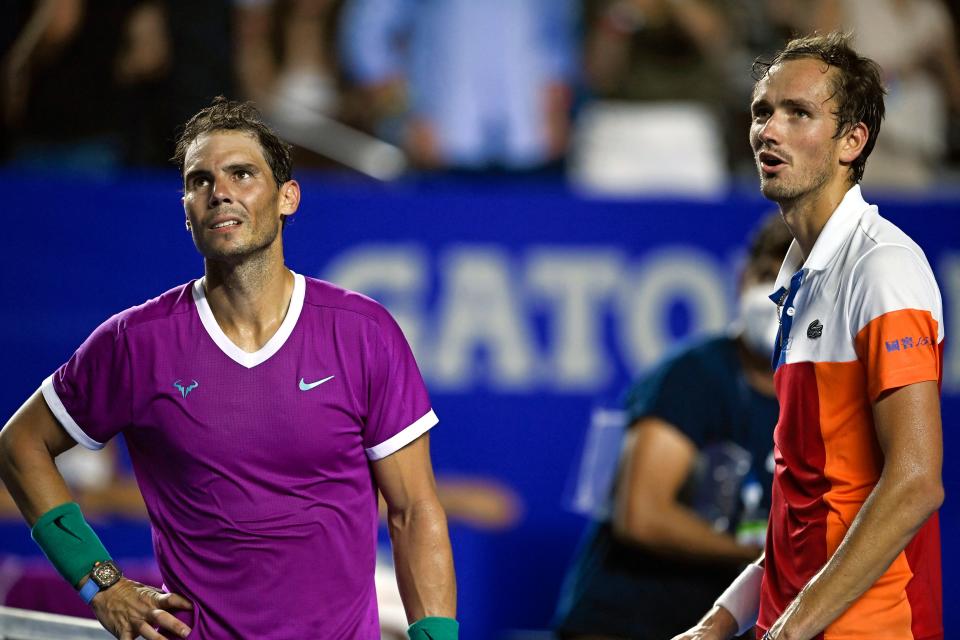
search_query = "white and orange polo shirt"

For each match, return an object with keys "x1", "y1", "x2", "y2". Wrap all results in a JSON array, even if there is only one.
[{"x1": 758, "y1": 185, "x2": 944, "y2": 640}]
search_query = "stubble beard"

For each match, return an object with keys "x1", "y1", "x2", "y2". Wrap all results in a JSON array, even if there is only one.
[
  {"x1": 197, "y1": 219, "x2": 282, "y2": 265},
  {"x1": 759, "y1": 160, "x2": 832, "y2": 207},
  {"x1": 760, "y1": 174, "x2": 803, "y2": 202}
]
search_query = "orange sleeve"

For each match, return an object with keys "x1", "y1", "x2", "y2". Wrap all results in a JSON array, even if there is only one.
[{"x1": 854, "y1": 308, "x2": 940, "y2": 402}]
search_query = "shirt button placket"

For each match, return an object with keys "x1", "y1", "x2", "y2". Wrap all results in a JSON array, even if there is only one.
[{"x1": 774, "y1": 271, "x2": 804, "y2": 367}]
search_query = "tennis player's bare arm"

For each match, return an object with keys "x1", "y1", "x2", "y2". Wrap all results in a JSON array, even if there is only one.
[
  {"x1": 672, "y1": 380, "x2": 942, "y2": 640},
  {"x1": 613, "y1": 417, "x2": 761, "y2": 564},
  {"x1": 373, "y1": 433, "x2": 457, "y2": 623},
  {"x1": 762, "y1": 380, "x2": 943, "y2": 640},
  {"x1": 0, "y1": 390, "x2": 192, "y2": 640}
]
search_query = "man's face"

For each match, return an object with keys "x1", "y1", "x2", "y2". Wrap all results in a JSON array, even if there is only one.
[
  {"x1": 749, "y1": 58, "x2": 847, "y2": 203},
  {"x1": 181, "y1": 131, "x2": 294, "y2": 261}
]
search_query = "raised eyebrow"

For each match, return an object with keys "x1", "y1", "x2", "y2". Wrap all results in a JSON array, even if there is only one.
[
  {"x1": 751, "y1": 97, "x2": 821, "y2": 114},
  {"x1": 183, "y1": 169, "x2": 212, "y2": 185},
  {"x1": 225, "y1": 163, "x2": 259, "y2": 175},
  {"x1": 781, "y1": 98, "x2": 821, "y2": 112}
]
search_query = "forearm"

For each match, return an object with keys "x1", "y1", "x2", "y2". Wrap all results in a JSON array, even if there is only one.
[
  {"x1": 0, "y1": 393, "x2": 75, "y2": 524},
  {"x1": 283, "y1": 0, "x2": 335, "y2": 71},
  {"x1": 615, "y1": 501, "x2": 758, "y2": 564},
  {"x1": 0, "y1": 444, "x2": 73, "y2": 524},
  {"x1": 8, "y1": 0, "x2": 58, "y2": 64},
  {"x1": 389, "y1": 498, "x2": 457, "y2": 622},
  {"x1": 771, "y1": 473, "x2": 941, "y2": 639}
]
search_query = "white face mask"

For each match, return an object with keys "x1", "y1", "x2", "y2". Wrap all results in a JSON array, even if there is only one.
[{"x1": 736, "y1": 282, "x2": 780, "y2": 358}]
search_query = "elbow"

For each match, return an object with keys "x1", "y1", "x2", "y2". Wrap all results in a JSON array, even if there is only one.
[
  {"x1": 0, "y1": 426, "x2": 15, "y2": 479},
  {"x1": 387, "y1": 497, "x2": 448, "y2": 539},
  {"x1": 898, "y1": 473, "x2": 944, "y2": 520},
  {"x1": 0, "y1": 427, "x2": 28, "y2": 492},
  {"x1": 0, "y1": 420, "x2": 54, "y2": 488},
  {"x1": 916, "y1": 478, "x2": 944, "y2": 515},
  {"x1": 611, "y1": 503, "x2": 662, "y2": 548}
]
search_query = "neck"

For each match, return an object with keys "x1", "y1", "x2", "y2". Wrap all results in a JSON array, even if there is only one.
[
  {"x1": 778, "y1": 177, "x2": 852, "y2": 259},
  {"x1": 202, "y1": 245, "x2": 293, "y2": 352}
]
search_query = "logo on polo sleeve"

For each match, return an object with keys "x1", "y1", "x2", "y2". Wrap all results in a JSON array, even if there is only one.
[{"x1": 885, "y1": 336, "x2": 933, "y2": 352}]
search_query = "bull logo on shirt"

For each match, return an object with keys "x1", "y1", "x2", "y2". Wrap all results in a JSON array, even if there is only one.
[{"x1": 173, "y1": 379, "x2": 199, "y2": 398}]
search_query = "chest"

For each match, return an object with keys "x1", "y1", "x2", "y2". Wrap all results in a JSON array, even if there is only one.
[
  {"x1": 779, "y1": 269, "x2": 857, "y2": 366},
  {"x1": 124, "y1": 328, "x2": 369, "y2": 477}
]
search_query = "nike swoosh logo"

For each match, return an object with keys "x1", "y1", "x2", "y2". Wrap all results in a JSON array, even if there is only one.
[
  {"x1": 299, "y1": 375, "x2": 335, "y2": 391},
  {"x1": 53, "y1": 515, "x2": 82, "y2": 542}
]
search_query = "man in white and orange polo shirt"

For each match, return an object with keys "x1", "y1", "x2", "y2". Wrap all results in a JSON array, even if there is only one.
[{"x1": 674, "y1": 33, "x2": 944, "y2": 640}]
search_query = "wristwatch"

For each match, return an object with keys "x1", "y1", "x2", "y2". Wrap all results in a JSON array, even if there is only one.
[{"x1": 79, "y1": 560, "x2": 123, "y2": 604}]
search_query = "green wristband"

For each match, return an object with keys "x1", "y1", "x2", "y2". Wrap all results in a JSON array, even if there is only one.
[
  {"x1": 31, "y1": 502, "x2": 111, "y2": 588},
  {"x1": 407, "y1": 616, "x2": 459, "y2": 640}
]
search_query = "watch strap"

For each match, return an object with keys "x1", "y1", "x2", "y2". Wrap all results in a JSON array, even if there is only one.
[{"x1": 79, "y1": 579, "x2": 100, "y2": 604}]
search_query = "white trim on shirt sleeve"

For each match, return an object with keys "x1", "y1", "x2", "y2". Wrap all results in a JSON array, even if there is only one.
[
  {"x1": 39, "y1": 375, "x2": 105, "y2": 451},
  {"x1": 365, "y1": 409, "x2": 439, "y2": 461}
]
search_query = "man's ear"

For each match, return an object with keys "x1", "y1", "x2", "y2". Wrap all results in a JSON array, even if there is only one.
[
  {"x1": 839, "y1": 122, "x2": 869, "y2": 166},
  {"x1": 279, "y1": 180, "x2": 301, "y2": 216},
  {"x1": 182, "y1": 196, "x2": 191, "y2": 230}
]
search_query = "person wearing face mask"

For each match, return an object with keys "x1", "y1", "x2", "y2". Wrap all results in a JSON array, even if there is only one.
[{"x1": 553, "y1": 213, "x2": 792, "y2": 640}]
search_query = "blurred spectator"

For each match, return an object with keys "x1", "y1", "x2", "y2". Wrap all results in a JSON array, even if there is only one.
[
  {"x1": 553, "y1": 214, "x2": 792, "y2": 640},
  {"x1": 2, "y1": 0, "x2": 147, "y2": 170},
  {"x1": 582, "y1": 0, "x2": 733, "y2": 104},
  {"x1": 721, "y1": 0, "x2": 817, "y2": 175},
  {"x1": 571, "y1": 0, "x2": 737, "y2": 195},
  {"x1": 813, "y1": 0, "x2": 960, "y2": 190},
  {"x1": 338, "y1": 0, "x2": 577, "y2": 171},
  {"x1": 233, "y1": 0, "x2": 341, "y2": 126},
  {"x1": 155, "y1": 1, "x2": 235, "y2": 155},
  {"x1": 725, "y1": 0, "x2": 816, "y2": 63},
  {"x1": 2, "y1": 0, "x2": 234, "y2": 171}
]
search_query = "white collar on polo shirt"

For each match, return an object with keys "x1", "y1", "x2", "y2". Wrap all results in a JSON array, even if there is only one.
[{"x1": 773, "y1": 184, "x2": 871, "y2": 291}]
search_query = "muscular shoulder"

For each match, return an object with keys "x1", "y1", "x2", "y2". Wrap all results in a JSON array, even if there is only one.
[
  {"x1": 855, "y1": 209, "x2": 929, "y2": 260},
  {"x1": 843, "y1": 211, "x2": 942, "y2": 336},
  {"x1": 95, "y1": 281, "x2": 195, "y2": 340},
  {"x1": 302, "y1": 276, "x2": 401, "y2": 333}
]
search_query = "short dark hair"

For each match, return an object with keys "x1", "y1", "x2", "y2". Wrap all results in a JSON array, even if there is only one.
[
  {"x1": 172, "y1": 96, "x2": 293, "y2": 187},
  {"x1": 752, "y1": 32, "x2": 886, "y2": 183}
]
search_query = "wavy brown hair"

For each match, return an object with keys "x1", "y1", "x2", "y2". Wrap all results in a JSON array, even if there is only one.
[
  {"x1": 172, "y1": 96, "x2": 293, "y2": 188},
  {"x1": 753, "y1": 32, "x2": 886, "y2": 183}
]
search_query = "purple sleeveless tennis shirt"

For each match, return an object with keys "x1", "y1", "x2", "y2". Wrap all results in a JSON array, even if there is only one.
[{"x1": 40, "y1": 272, "x2": 438, "y2": 639}]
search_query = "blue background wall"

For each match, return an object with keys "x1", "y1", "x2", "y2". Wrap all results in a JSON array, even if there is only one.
[{"x1": 0, "y1": 172, "x2": 956, "y2": 638}]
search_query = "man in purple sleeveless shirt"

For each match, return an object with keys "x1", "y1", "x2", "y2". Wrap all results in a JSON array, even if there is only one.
[{"x1": 0, "y1": 98, "x2": 458, "y2": 640}]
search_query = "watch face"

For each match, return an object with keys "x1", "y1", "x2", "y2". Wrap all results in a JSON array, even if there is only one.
[{"x1": 92, "y1": 561, "x2": 122, "y2": 589}]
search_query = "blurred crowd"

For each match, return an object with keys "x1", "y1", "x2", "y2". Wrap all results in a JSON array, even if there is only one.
[{"x1": 2, "y1": 0, "x2": 960, "y2": 192}]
